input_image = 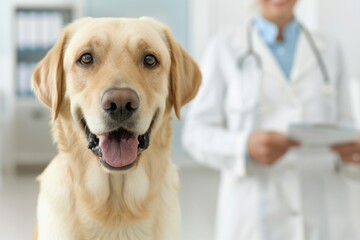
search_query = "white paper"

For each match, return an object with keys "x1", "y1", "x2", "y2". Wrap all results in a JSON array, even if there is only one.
[
  {"x1": 288, "y1": 123, "x2": 358, "y2": 147},
  {"x1": 29, "y1": 11, "x2": 37, "y2": 50},
  {"x1": 17, "y1": 12, "x2": 27, "y2": 50}
]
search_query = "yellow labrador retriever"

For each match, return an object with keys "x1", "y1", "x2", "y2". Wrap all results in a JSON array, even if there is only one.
[{"x1": 31, "y1": 17, "x2": 201, "y2": 240}]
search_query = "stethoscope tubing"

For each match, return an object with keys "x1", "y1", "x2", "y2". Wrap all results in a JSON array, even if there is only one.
[{"x1": 238, "y1": 19, "x2": 330, "y2": 85}]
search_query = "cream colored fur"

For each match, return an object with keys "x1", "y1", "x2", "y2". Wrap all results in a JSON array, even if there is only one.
[{"x1": 31, "y1": 17, "x2": 201, "y2": 240}]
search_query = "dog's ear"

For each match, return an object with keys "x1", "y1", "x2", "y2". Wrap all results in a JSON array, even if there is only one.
[
  {"x1": 167, "y1": 31, "x2": 202, "y2": 119},
  {"x1": 164, "y1": 29, "x2": 201, "y2": 119},
  {"x1": 141, "y1": 17, "x2": 202, "y2": 119},
  {"x1": 31, "y1": 27, "x2": 67, "y2": 121}
]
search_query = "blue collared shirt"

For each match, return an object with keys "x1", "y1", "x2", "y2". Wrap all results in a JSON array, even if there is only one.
[{"x1": 254, "y1": 16, "x2": 300, "y2": 79}]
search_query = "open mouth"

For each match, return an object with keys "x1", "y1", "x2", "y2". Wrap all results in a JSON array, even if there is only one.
[{"x1": 82, "y1": 119, "x2": 151, "y2": 171}]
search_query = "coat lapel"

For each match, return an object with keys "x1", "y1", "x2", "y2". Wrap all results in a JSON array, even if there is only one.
[
  {"x1": 231, "y1": 21, "x2": 328, "y2": 103},
  {"x1": 251, "y1": 25, "x2": 327, "y2": 84},
  {"x1": 251, "y1": 27, "x2": 286, "y2": 83},
  {"x1": 290, "y1": 30, "x2": 326, "y2": 82}
]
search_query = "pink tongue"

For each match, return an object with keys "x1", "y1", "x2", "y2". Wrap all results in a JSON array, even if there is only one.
[{"x1": 98, "y1": 134, "x2": 139, "y2": 168}]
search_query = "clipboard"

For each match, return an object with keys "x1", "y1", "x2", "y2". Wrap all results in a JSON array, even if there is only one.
[{"x1": 288, "y1": 123, "x2": 358, "y2": 147}]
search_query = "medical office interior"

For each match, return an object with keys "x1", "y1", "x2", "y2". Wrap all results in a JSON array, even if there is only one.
[{"x1": 1, "y1": 0, "x2": 360, "y2": 239}]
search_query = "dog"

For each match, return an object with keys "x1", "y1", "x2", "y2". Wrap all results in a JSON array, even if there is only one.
[{"x1": 31, "y1": 17, "x2": 201, "y2": 240}]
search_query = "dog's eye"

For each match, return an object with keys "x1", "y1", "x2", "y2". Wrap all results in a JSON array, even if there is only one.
[
  {"x1": 78, "y1": 53, "x2": 93, "y2": 65},
  {"x1": 144, "y1": 54, "x2": 158, "y2": 68}
]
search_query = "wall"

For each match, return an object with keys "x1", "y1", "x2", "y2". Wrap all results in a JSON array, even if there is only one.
[
  {"x1": 86, "y1": 0, "x2": 189, "y2": 50},
  {"x1": 316, "y1": 0, "x2": 360, "y2": 78},
  {"x1": 0, "y1": 1, "x2": 10, "y2": 56},
  {"x1": 0, "y1": 0, "x2": 12, "y2": 100},
  {"x1": 189, "y1": 0, "x2": 255, "y2": 61},
  {"x1": 189, "y1": 0, "x2": 320, "y2": 60}
]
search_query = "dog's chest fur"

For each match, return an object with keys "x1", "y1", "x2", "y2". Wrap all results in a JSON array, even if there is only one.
[{"x1": 37, "y1": 150, "x2": 180, "y2": 240}]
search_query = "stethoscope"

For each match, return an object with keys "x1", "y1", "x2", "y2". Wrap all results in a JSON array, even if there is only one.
[
  {"x1": 237, "y1": 20, "x2": 334, "y2": 94},
  {"x1": 237, "y1": 20, "x2": 341, "y2": 190},
  {"x1": 234, "y1": 18, "x2": 337, "y2": 133}
]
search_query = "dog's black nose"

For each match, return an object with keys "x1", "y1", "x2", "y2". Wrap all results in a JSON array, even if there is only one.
[{"x1": 101, "y1": 88, "x2": 139, "y2": 121}]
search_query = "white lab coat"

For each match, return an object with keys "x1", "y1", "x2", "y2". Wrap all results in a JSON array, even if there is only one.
[{"x1": 182, "y1": 20, "x2": 360, "y2": 240}]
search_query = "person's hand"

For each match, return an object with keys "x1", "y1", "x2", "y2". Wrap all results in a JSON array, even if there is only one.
[
  {"x1": 331, "y1": 136, "x2": 360, "y2": 165},
  {"x1": 247, "y1": 131, "x2": 300, "y2": 165}
]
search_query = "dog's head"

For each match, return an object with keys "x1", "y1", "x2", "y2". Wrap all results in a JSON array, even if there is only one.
[{"x1": 32, "y1": 17, "x2": 201, "y2": 171}]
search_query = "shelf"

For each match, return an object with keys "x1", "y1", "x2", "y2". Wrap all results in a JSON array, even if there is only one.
[
  {"x1": 9, "y1": 4, "x2": 75, "y2": 166},
  {"x1": 17, "y1": 49, "x2": 50, "y2": 62},
  {"x1": 14, "y1": 6, "x2": 73, "y2": 99}
]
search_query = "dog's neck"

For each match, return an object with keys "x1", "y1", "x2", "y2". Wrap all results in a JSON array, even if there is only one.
[{"x1": 52, "y1": 109, "x2": 175, "y2": 221}]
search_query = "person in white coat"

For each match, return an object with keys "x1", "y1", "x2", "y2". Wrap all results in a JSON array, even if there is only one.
[{"x1": 182, "y1": 0, "x2": 360, "y2": 239}]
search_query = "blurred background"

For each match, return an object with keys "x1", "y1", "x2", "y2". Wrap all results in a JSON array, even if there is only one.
[{"x1": 1, "y1": 0, "x2": 360, "y2": 239}]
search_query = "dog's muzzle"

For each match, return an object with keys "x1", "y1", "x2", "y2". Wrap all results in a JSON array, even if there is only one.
[
  {"x1": 81, "y1": 88, "x2": 153, "y2": 170},
  {"x1": 83, "y1": 120, "x2": 151, "y2": 171}
]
